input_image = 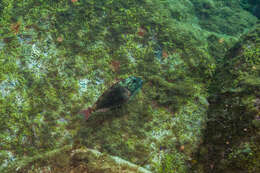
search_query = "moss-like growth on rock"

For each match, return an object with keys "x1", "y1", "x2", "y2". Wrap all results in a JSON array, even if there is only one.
[
  {"x1": 196, "y1": 24, "x2": 260, "y2": 173},
  {"x1": 0, "y1": 0, "x2": 258, "y2": 172}
]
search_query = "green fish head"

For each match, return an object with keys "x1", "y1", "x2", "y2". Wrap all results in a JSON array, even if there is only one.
[{"x1": 119, "y1": 76, "x2": 143, "y2": 97}]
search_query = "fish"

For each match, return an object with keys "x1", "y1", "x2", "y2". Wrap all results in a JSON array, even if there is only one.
[
  {"x1": 80, "y1": 76, "x2": 143, "y2": 120},
  {"x1": 137, "y1": 27, "x2": 146, "y2": 37}
]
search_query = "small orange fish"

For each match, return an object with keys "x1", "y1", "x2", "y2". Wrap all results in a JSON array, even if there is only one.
[
  {"x1": 137, "y1": 27, "x2": 146, "y2": 37},
  {"x1": 11, "y1": 22, "x2": 20, "y2": 35},
  {"x1": 180, "y1": 145, "x2": 185, "y2": 151},
  {"x1": 110, "y1": 60, "x2": 120, "y2": 72},
  {"x1": 162, "y1": 51, "x2": 168, "y2": 58},
  {"x1": 57, "y1": 37, "x2": 63, "y2": 42}
]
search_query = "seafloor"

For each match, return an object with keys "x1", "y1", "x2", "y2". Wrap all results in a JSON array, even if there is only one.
[{"x1": 0, "y1": 0, "x2": 259, "y2": 173}]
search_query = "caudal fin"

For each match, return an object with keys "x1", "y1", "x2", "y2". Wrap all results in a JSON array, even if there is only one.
[{"x1": 80, "y1": 107, "x2": 93, "y2": 120}]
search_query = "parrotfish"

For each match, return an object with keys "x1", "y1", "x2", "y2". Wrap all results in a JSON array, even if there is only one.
[{"x1": 80, "y1": 76, "x2": 143, "y2": 120}]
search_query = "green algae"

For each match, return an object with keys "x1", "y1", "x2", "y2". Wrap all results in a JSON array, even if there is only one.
[
  {"x1": 196, "y1": 24, "x2": 260, "y2": 173},
  {"x1": 0, "y1": 0, "x2": 258, "y2": 172}
]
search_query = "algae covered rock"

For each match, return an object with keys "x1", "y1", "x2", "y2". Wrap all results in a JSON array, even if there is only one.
[
  {"x1": 71, "y1": 148, "x2": 152, "y2": 173},
  {"x1": 0, "y1": 0, "x2": 258, "y2": 172},
  {"x1": 1, "y1": 145, "x2": 151, "y2": 173},
  {"x1": 197, "y1": 24, "x2": 260, "y2": 173}
]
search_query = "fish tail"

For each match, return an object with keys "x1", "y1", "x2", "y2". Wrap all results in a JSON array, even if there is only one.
[{"x1": 80, "y1": 107, "x2": 93, "y2": 120}]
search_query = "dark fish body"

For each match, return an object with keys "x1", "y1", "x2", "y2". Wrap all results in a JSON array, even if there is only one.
[{"x1": 81, "y1": 76, "x2": 143, "y2": 120}]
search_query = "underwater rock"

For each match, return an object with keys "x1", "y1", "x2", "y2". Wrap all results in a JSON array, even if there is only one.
[
  {"x1": 197, "y1": 23, "x2": 260, "y2": 172},
  {"x1": 71, "y1": 148, "x2": 152, "y2": 173},
  {"x1": 240, "y1": 0, "x2": 260, "y2": 18},
  {"x1": 3, "y1": 145, "x2": 151, "y2": 173}
]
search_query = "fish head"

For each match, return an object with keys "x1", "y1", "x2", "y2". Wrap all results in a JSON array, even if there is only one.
[{"x1": 119, "y1": 76, "x2": 143, "y2": 97}]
